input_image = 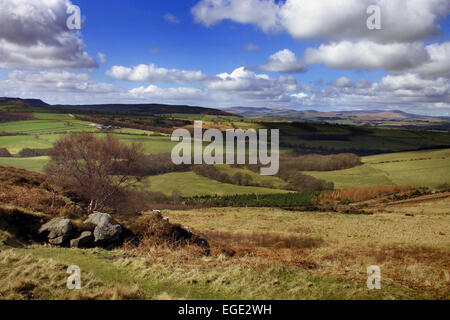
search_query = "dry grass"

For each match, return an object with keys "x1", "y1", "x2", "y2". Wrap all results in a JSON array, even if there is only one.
[
  {"x1": 202, "y1": 230, "x2": 324, "y2": 250},
  {"x1": 317, "y1": 185, "x2": 417, "y2": 204},
  {"x1": 160, "y1": 202, "x2": 450, "y2": 299},
  {"x1": 0, "y1": 250, "x2": 147, "y2": 300}
]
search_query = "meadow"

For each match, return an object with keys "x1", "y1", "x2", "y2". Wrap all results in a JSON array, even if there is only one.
[
  {"x1": 140, "y1": 172, "x2": 291, "y2": 197},
  {"x1": 306, "y1": 149, "x2": 450, "y2": 189},
  {"x1": 1, "y1": 197, "x2": 448, "y2": 300}
]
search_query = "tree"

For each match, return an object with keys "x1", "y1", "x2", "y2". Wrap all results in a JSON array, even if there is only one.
[{"x1": 45, "y1": 132, "x2": 146, "y2": 214}]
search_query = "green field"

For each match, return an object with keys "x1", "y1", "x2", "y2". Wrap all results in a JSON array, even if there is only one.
[
  {"x1": 306, "y1": 149, "x2": 450, "y2": 189},
  {"x1": 216, "y1": 165, "x2": 289, "y2": 189},
  {"x1": 0, "y1": 119, "x2": 95, "y2": 134},
  {"x1": 0, "y1": 157, "x2": 48, "y2": 173},
  {"x1": 140, "y1": 172, "x2": 291, "y2": 197}
]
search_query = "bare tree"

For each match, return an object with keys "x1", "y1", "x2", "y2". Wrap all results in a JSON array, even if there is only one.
[{"x1": 45, "y1": 132, "x2": 146, "y2": 214}]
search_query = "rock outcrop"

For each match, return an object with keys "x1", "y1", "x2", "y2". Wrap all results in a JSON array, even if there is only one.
[
  {"x1": 85, "y1": 212, "x2": 124, "y2": 249},
  {"x1": 39, "y1": 218, "x2": 73, "y2": 246}
]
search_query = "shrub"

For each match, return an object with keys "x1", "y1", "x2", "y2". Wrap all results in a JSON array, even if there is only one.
[
  {"x1": 0, "y1": 148, "x2": 12, "y2": 157},
  {"x1": 17, "y1": 148, "x2": 51, "y2": 157}
]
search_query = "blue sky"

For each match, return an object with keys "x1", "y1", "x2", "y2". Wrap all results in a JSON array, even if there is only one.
[{"x1": 0, "y1": 0, "x2": 449, "y2": 116}]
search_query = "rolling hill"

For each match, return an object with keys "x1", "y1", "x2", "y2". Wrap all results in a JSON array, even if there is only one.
[
  {"x1": 0, "y1": 97, "x2": 234, "y2": 117},
  {"x1": 224, "y1": 107, "x2": 450, "y2": 130}
]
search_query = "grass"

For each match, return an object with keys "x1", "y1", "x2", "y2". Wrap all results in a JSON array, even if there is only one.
[
  {"x1": 0, "y1": 133, "x2": 176, "y2": 157},
  {"x1": 306, "y1": 165, "x2": 394, "y2": 189},
  {"x1": 2, "y1": 200, "x2": 444, "y2": 300},
  {"x1": 306, "y1": 149, "x2": 450, "y2": 189},
  {"x1": 0, "y1": 119, "x2": 94, "y2": 135},
  {"x1": 0, "y1": 157, "x2": 48, "y2": 173},
  {"x1": 216, "y1": 165, "x2": 289, "y2": 189},
  {"x1": 113, "y1": 134, "x2": 177, "y2": 155},
  {"x1": 0, "y1": 249, "x2": 146, "y2": 300},
  {"x1": 0, "y1": 189, "x2": 448, "y2": 300},
  {"x1": 140, "y1": 172, "x2": 291, "y2": 197},
  {"x1": 371, "y1": 159, "x2": 450, "y2": 188},
  {"x1": 33, "y1": 113, "x2": 75, "y2": 121}
]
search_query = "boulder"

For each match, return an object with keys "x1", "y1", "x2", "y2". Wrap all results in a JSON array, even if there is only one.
[
  {"x1": 85, "y1": 212, "x2": 124, "y2": 248},
  {"x1": 94, "y1": 224, "x2": 122, "y2": 243},
  {"x1": 70, "y1": 231, "x2": 94, "y2": 248},
  {"x1": 84, "y1": 212, "x2": 112, "y2": 226},
  {"x1": 39, "y1": 218, "x2": 73, "y2": 246}
]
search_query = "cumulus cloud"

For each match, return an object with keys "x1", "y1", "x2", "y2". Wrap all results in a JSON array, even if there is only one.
[
  {"x1": 380, "y1": 73, "x2": 450, "y2": 97},
  {"x1": 129, "y1": 85, "x2": 204, "y2": 99},
  {"x1": 106, "y1": 64, "x2": 208, "y2": 83},
  {"x1": 206, "y1": 67, "x2": 298, "y2": 95},
  {"x1": 304, "y1": 41, "x2": 430, "y2": 72},
  {"x1": 303, "y1": 40, "x2": 450, "y2": 78},
  {"x1": 191, "y1": 0, "x2": 281, "y2": 33},
  {"x1": 410, "y1": 42, "x2": 450, "y2": 78},
  {"x1": 6, "y1": 70, "x2": 120, "y2": 94},
  {"x1": 291, "y1": 73, "x2": 450, "y2": 115},
  {"x1": 192, "y1": 0, "x2": 450, "y2": 43},
  {"x1": 331, "y1": 77, "x2": 353, "y2": 88},
  {"x1": 0, "y1": 0, "x2": 97, "y2": 69},
  {"x1": 258, "y1": 49, "x2": 304, "y2": 73}
]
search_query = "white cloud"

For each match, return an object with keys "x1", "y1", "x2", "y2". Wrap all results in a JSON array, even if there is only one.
[
  {"x1": 380, "y1": 73, "x2": 449, "y2": 97},
  {"x1": 192, "y1": 0, "x2": 450, "y2": 43},
  {"x1": 331, "y1": 77, "x2": 353, "y2": 88},
  {"x1": 291, "y1": 92, "x2": 308, "y2": 99},
  {"x1": 106, "y1": 64, "x2": 208, "y2": 83},
  {"x1": 164, "y1": 13, "x2": 180, "y2": 24},
  {"x1": 191, "y1": 0, "x2": 281, "y2": 33},
  {"x1": 0, "y1": 0, "x2": 97, "y2": 69},
  {"x1": 129, "y1": 85, "x2": 204, "y2": 100},
  {"x1": 411, "y1": 42, "x2": 450, "y2": 78},
  {"x1": 304, "y1": 41, "x2": 430, "y2": 71},
  {"x1": 206, "y1": 67, "x2": 298, "y2": 94},
  {"x1": 259, "y1": 49, "x2": 304, "y2": 73},
  {"x1": 6, "y1": 70, "x2": 120, "y2": 94}
]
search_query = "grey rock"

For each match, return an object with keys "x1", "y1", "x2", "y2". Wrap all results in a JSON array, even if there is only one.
[
  {"x1": 85, "y1": 212, "x2": 112, "y2": 226},
  {"x1": 39, "y1": 218, "x2": 72, "y2": 246},
  {"x1": 70, "y1": 231, "x2": 94, "y2": 248},
  {"x1": 94, "y1": 224, "x2": 122, "y2": 243}
]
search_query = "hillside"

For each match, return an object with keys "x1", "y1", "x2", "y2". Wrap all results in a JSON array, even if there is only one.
[
  {"x1": 0, "y1": 97, "x2": 235, "y2": 117},
  {"x1": 0, "y1": 97, "x2": 49, "y2": 107},
  {"x1": 225, "y1": 107, "x2": 450, "y2": 131},
  {"x1": 52, "y1": 103, "x2": 235, "y2": 116}
]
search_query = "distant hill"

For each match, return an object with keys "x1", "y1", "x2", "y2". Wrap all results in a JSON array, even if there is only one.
[
  {"x1": 0, "y1": 97, "x2": 233, "y2": 116},
  {"x1": 224, "y1": 107, "x2": 450, "y2": 131},
  {"x1": 224, "y1": 107, "x2": 428, "y2": 119},
  {"x1": 52, "y1": 103, "x2": 235, "y2": 116},
  {"x1": 227, "y1": 107, "x2": 447, "y2": 121},
  {"x1": 0, "y1": 97, "x2": 49, "y2": 107}
]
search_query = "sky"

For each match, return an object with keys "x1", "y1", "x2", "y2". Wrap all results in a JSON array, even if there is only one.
[{"x1": 0, "y1": 0, "x2": 450, "y2": 116}]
